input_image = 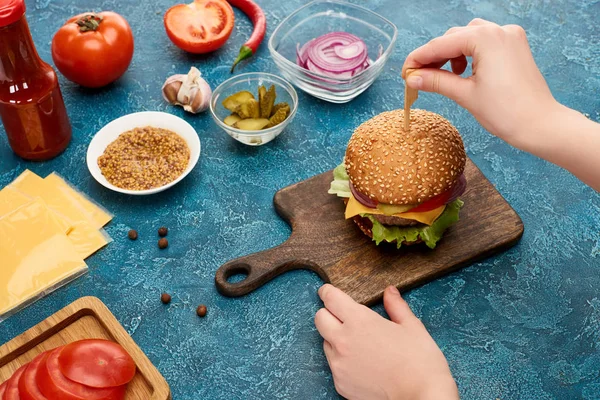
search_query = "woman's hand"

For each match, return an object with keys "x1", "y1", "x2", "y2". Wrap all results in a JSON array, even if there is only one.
[
  {"x1": 315, "y1": 284, "x2": 459, "y2": 400},
  {"x1": 403, "y1": 18, "x2": 600, "y2": 191},
  {"x1": 402, "y1": 18, "x2": 557, "y2": 150}
]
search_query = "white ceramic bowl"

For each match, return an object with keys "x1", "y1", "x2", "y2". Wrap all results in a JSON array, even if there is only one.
[{"x1": 86, "y1": 111, "x2": 201, "y2": 195}]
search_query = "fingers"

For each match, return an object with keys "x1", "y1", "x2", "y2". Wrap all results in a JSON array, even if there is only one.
[
  {"x1": 403, "y1": 29, "x2": 479, "y2": 76},
  {"x1": 383, "y1": 286, "x2": 416, "y2": 324},
  {"x1": 405, "y1": 68, "x2": 474, "y2": 106},
  {"x1": 315, "y1": 307, "x2": 342, "y2": 342},
  {"x1": 323, "y1": 340, "x2": 334, "y2": 363},
  {"x1": 318, "y1": 284, "x2": 360, "y2": 323},
  {"x1": 468, "y1": 17, "x2": 494, "y2": 26}
]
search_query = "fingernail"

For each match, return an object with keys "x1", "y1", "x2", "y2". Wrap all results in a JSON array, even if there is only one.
[
  {"x1": 406, "y1": 75, "x2": 423, "y2": 89},
  {"x1": 387, "y1": 285, "x2": 400, "y2": 295}
]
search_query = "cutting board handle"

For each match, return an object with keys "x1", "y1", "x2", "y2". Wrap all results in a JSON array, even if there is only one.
[{"x1": 215, "y1": 242, "x2": 327, "y2": 297}]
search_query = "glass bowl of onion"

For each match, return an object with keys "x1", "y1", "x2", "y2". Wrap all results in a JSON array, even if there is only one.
[
  {"x1": 209, "y1": 72, "x2": 299, "y2": 146},
  {"x1": 269, "y1": 0, "x2": 397, "y2": 104}
]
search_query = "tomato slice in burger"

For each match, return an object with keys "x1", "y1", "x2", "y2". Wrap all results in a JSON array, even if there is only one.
[
  {"x1": 37, "y1": 347, "x2": 126, "y2": 400},
  {"x1": 0, "y1": 381, "x2": 7, "y2": 398},
  {"x1": 19, "y1": 352, "x2": 50, "y2": 400},
  {"x1": 164, "y1": 0, "x2": 235, "y2": 54},
  {"x1": 407, "y1": 189, "x2": 453, "y2": 213},
  {"x1": 57, "y1": 339, "x2": 136, "y2": 388},
  {"x1": 4, "y1": 364, "x2": 27, "y2": 400}
]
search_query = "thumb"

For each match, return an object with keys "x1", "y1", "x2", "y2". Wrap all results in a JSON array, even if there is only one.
[
  {"x1": 406, "y1": 68, "x2": 474, "y2": 107},
  {"x1": 383, "y1": 286, "x2": 415, "y2": 324}
]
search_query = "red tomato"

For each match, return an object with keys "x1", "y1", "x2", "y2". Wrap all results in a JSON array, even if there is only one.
[
  {"x1": 19, "y1": 352, "x2": 49, "y2": 400},
  {"x1": 407, "y1": 189, "x2": 452, "y2": 213},
  {"x1": 3, "y1": 364, "x2": 27, "y2": 400},
  {"x1": 164, "y1": 0, "x2": 235, "y2": 54},
  {"x1": 52, "y1": 12, "x2": 134, "y2": 88},
  {"x1": 36, "y1": 347, "x2": 125, "y2": 400},
  {"x1": 0, "y1": 381, "x2": 6, "y2": 398},
  {"x1": 57, "y1": 340, "x2": 135, "y2": 388}
]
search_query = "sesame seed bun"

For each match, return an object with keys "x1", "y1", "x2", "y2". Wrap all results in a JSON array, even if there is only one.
[{"x1": 345, "y1": 109, "x2": 466, "y2": 205}]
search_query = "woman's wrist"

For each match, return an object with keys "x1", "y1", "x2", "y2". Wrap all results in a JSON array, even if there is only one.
[{"x1": 515, "y1": 101, "x2": 600, "y2": 190}]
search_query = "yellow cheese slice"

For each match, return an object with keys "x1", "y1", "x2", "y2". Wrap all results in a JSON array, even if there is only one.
[
  {"x1": 0, "y1": 199, "x2": 87, "y2": 319},
  {"x1": 345, "y1": 195, "x2": 446, "y2": 225},
  {"x1": 8, "y1": 171, "x2": 110, "y2": 259},
  {"x1": 0, "y1": 187, "x2": 72, "y2": 235},
  {"x1": 10, "y1": 170, "x2": 94, "y2": 226},
  {"x1": 45, "y1": 173, "x2": 112, "y2": 229}
]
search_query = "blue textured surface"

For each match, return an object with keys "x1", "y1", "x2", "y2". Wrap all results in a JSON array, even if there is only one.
[{"x1": 1, "y1": 0, "x2": 599, "y2": 398}]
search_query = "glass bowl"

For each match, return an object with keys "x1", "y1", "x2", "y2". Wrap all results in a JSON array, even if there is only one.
[
  {"x1": 269, "y1": 0, "x2": 398, "y2": 104},
  {"x1": 209, "y1": 72, "x2": 298, "y2": 146}
]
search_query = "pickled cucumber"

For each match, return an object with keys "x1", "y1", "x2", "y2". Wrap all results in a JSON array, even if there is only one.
[
  {"x1": 271, "y1": 102, "x2": 290, "y2": 118},
  {"x1": 236, "y1": 99, "x2": 260, "y2": 119},
  {"x1": 224, "y1": 114, "x2": 242, "y2": 126},
  {"x1": 259, "y1": 85, "x2": 276, "y2": 118},
  {"x1": 265, "y1": 108, "x2": 288, "y2": 128},
  {"x1": 222, "y1": 91, "x2": 255, "y2": 112},
  {"x1": 234, "y1": 118, "x2": 271, "y2": 131}
]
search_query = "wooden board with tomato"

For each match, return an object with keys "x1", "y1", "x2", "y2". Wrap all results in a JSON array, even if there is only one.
[{"x1": 0, "y1": 297, "x2": 170, "y2": 400}]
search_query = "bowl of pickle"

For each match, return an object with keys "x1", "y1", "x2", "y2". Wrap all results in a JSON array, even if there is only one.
[{"x1": 209, "y1": 72, "x2": 298, "y2": 146}]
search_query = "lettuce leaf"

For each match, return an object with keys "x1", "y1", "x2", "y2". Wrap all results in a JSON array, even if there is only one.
[
  {"x1": 365, "y1": 199, "x2": 464, "y2": 249},
  {"x1": 328, "y1": 163, "x2": 351, "y2": 198}
]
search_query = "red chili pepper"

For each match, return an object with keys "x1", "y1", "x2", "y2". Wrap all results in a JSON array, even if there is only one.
[{"x1": 227, "y1": 0, "x2": 266, "y2": 72}]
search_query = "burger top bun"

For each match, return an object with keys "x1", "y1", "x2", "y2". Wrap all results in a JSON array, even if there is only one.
[{"x1": 345, "y1": 109, "x2": 466, "y2": 206}]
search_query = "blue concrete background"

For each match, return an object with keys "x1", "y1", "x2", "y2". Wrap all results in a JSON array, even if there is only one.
[{"x1": 1, "y1": 0, "x2": 599, "y2": 398}]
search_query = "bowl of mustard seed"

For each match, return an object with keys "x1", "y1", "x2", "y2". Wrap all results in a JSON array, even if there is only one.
[{"x1": 87, "y1": 111, "x2": 200, "y2": 195}]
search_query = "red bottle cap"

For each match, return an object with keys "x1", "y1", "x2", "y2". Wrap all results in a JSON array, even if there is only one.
[{"x1": 0, "y1": 0, "x2": 25, "y2": 27}]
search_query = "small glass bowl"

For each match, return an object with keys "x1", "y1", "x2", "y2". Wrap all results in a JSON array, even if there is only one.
[
  {"x1": 269, "y1": 0, "x2": 398, "y2": 104},
  {"x1": 210, "y1": 72, "x2": 298, "y2": 146}
]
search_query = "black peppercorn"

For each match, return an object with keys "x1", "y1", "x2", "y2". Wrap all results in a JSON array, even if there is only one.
[
  {"x1": 158, "y1": 227, "x2": 168, "y2": 237},
  {"x1": 196, "y1": 305, "x2": 207, "y2": 318},
  {"x1": 128, "y1": 229, "x2": 138, "y2": 240},
  {"x1": 161, "y1": 293, "x2": 171, "y2": 304},
  {"x1": 158, "y1": 238, "x2": 168, "y2": 249}
]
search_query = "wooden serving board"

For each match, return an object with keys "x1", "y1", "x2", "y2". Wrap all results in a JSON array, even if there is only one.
[
  {"x1": 216, "y1": 159, "x2": 524, "y2": 306},
  {"x1": 0, "y1": 297, "x2": 170, "y2": 399}
]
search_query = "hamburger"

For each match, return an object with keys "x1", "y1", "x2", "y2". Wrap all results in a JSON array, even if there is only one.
[{"x1": 329, "y1": 109, "x2": 467, "y2": 249}]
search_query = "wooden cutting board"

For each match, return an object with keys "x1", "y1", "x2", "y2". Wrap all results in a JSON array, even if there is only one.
[
  {"x1": 0, "y1": 297, "x2": 171, "y2": 399},
  {"x1": 215, "y1": 159, "x2": 524, "y2": 306}
]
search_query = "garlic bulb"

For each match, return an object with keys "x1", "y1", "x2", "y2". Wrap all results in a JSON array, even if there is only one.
[{"x1": 162, "y1": 67, "x2": 212, "y2": 114}]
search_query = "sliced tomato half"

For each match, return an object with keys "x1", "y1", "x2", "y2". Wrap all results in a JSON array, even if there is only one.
[
  {"x1": 37, "y1": 347, "x2": 126, "y2": 400},
  {"x1": 164, "y1": 0, "x2": 235, "y2": 54},
  {"x1": 19, "y1": 352, "x2": 49, "y2": 400},
  {"x1": 0, "y1": 380, "x2": 7, "y2": 397},
  {"x1": 4, "y1": 364, "x2": 27, "y2": 400},
  {"x1": 0, "y1": 381, "x2": 7, "y2": 398},
  {"x1": 57, "y1": 340, "x2": 136, "y2": 388}
]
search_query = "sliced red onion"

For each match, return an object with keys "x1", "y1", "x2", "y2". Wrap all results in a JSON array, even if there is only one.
[
  {"x1": 350, "y1": 181, "x2": 378, "y2": 208},
  {"x1": 306, "y1": 32, "x2": 368, "y2": 73},
  {"x1": 306, "y1": 59, "x2": 354, "y2": 79},
  {"x1": 334, "y1": 41, "x2": 366, "y2": 60},
  {"x1": 445, "y1": 173, "x2": 467, "y2": 204}
]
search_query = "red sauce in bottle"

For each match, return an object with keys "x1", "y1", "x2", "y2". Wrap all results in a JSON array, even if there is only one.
[{"x1": 0, "y1": 0, "x2": 71, "y2": 160}]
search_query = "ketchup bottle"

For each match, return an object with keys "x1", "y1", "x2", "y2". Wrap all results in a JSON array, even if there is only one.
[{"x1": 0, "y1": 0, "x2": 71, "y2": 160}]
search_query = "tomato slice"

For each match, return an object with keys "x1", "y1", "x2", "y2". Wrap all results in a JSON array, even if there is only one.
[
  {"x1": 57, "y1": 340, "x2": 135, "y2": 388},
  {"x1": 37, "y1": 347, "x2": 125, "y2": 400},
  {"x1": 4, "y1": 364, "x2": 27, "y2": 400},
  {"x1": 164, "y1": 0, "x2": 235, "y2": 53},
  {"x1": 407, "y1": 189, "x2": 453, "y2": 213},
  {"x1": 0, "y1": 381, "x2": 7, "y2": 398},
  {"x1": 19, "y1": 352, "x2": 49, "y2": 400}
]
